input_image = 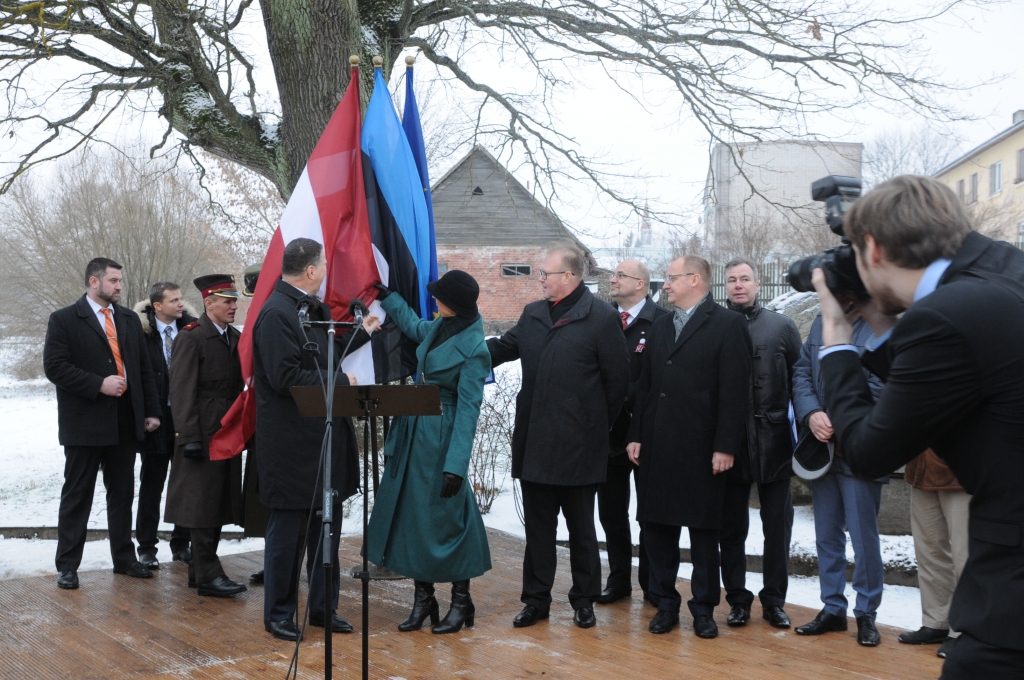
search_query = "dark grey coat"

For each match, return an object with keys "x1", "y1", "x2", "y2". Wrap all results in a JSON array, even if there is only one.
[
  {"x1": 252, "y1": 280, "x2": 368, "y2": 509},
  {"x1": 43, "y1": 295, "x2": 161, "y2": 447},
  {"x1": 628, "y1": 296, "x2": 752, "y2": 529},
  {"x1": 727, "y1": 300, "x2": 801, "y2": 484},
  {"x1": 488, "y1": 286, "x2": 630, "y2": 486}
]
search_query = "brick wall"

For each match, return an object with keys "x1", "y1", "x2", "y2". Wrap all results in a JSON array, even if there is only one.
[{"x1": 437, "y1": 245, "x2": 547, "y2": 334}]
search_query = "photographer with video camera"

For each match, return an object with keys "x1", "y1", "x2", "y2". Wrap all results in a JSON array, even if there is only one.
[{"x1": 794, "y1": 174, "x2": 1024, "y2": 678}]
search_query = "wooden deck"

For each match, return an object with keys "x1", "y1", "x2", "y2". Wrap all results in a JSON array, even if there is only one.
[{"x1": 0, "y1": 528, "x2": 942, "y2": 679}]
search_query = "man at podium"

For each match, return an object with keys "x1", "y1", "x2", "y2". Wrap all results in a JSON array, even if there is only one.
[{"x1": 252, "y1": 237, "x2": 379, "y2": 641}]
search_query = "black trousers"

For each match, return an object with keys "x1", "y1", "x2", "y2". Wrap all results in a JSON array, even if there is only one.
[
  {"x1": 55, "y1": 400, "x2": 137, "y2": 572},
  {"x1": 520, "y1": 480, "x2": 601, "y2": 612},
  {"x1": 188, "y1": 527, "x2": 225, "y2": 584},
  {"x1": 597, "y1": 454, "x2": 648, "y2": 595},
  {"x1": 263, "y1": 507, "x2": 342, "y2": 623},
  {"x1": 136, "y1": 423, "x2": 190, "y2": 555},
  {"x1": 941, "y1": 633, "x2": 1024, "y2": 679},
  {"x1": 720, "y1": 478, "x2": 794, "y2": 608},
  {"x1": 645, "y1": 522, "x2": 721, "y2": 617}
]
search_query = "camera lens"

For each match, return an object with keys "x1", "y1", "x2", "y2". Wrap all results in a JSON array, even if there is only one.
[{"x1": 787, "y1": 255, "x2": 821, "y2": 293}]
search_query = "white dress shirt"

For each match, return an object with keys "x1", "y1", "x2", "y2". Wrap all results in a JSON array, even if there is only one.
[
  {"x1": 617, "y1": 298, "x2": 647, "y2": 327},
  {"x1": 86, "y1": 295, "x2": 116, "y2": 337}
]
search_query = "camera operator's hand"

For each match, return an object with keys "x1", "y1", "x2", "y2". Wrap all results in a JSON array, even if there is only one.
[
  {"x1": 812, "y1": 268, "x2": 854, "y2": 348},
  {"x1": 182, "y1": 442, "x2": 204, "y2": 460},
  {"x1": 440, "y1": 473, "x2": 463, "y2": 498},
  {"x1": 808, "y1": 411, "x2": 834, "y2": 443}
]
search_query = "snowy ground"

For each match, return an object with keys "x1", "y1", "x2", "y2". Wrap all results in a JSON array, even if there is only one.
[{"x1": 0, "y1": 369, "x2": 920, "y2": 630}]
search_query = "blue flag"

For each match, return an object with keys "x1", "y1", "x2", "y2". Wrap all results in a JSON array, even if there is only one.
[
  {"x1": 402, "y1": 64, "x2": 439, "y2": 318},
  {"x1": 361, "y1": 67, "x2": 433, "y2": 321}
]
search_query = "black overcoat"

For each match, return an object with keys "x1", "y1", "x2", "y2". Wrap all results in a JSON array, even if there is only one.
[
  {"x1": 628, "y1": 296, "x2": 752, "y2": 529},
  {"x1": 133, "y1": 300, "x2": 198, "y2": 454},
  {"x1": 609, "y1": 297, "x2": 670, "y2": 454},
  {"x1": 43, "y1": 295, "x2": 161, "y2": 447},
  {"x1": 164, "y1": 313, "x2": 245, "y2": 528},
  {"x1": 252, "y1": 280, "x2": 368, "y2": 509},
  {"x1": 488, "y1": 286, "x2": 630, "y2": 486}
]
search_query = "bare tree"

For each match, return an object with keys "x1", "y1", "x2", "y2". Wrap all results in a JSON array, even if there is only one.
[
  {"x1": 0, "y1": 0, "x2": 984, "y2": 220},
  {"x1": 863, "y1": 126, "x2": 963, "y2": 187},
  {"x1": 0, "y1": 146, "x2": 239, "y2": 374},
  {"x1": 470, "y1": 365, "x2": 519, "y2": 515}
]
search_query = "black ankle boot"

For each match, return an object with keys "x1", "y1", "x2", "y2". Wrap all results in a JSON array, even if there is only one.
[
  {"x1": 432, "y1": 580, "x2": 475, "y2": 634},
  {"x1": 398, "y1": 581, "x2": 439, "y2": 632}
]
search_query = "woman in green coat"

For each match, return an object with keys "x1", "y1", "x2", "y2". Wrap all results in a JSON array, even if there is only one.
[{"x1": 366, "y1": 270, "x2": 492, "y2": 634}]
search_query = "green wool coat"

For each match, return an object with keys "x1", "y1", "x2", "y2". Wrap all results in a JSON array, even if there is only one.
[{"x1": 365, "y1": 294, "x2": 493, "y2": 583}]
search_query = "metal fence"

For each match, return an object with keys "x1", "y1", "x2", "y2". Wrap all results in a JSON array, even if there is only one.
[{"x1": 648, "y1": 260, "x2": 794, "y2": 307}]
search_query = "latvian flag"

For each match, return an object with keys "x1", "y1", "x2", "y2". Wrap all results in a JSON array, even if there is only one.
[{"x1": 210, "y1": 58, "x2": 436, "y2": 460}]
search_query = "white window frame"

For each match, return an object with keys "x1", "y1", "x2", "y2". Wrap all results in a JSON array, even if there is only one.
[
  {"x1": 500, "y1": 264, "x2": 533, "y2": 277},
  {"x1": 990, "y1": 161, "x2": 1002, "y2": 196}
]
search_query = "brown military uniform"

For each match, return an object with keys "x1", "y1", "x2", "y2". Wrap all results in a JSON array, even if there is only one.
[{"x1": 165, "y1": 312, "x2": 244, "y2": 585}]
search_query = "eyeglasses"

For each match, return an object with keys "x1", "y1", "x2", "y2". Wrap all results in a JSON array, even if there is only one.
[
  {"x1": 664, "y1": 273, "x2": 696, "y2": 283},
  {"x1": 610, "y1": 272, "x2": 642, "y2": 281},
  {"x1": 538, "y1": 270, "x2": 572, "y2": 281}
]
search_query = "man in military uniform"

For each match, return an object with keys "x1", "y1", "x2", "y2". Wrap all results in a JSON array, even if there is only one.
[{"x1": 165, "y1": 274, "x2": 247, "y2": 597}]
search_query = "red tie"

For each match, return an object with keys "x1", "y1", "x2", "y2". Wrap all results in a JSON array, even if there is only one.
[{"x1": 620, "y1": 311, "x2": 630, "y2": 329}]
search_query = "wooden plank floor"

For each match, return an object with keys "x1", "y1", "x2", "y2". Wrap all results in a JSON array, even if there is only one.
[{"x1": 0, "y1": 528, "x2": 942, "y2": 679}]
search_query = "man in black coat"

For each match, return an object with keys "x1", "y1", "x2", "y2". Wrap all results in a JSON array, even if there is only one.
[
  {"x1": 253, "y1": 238, "x2": 375, "y2": 641},
  {"x1": 596, "y1": 259, "x2": 668, "y2": 606},
  {"x1": 488, "y1": 243, "x2": 629, "y2": 629},
  {"x1": 720, "y1": 258, "x2": 802, "y2": 629},
  {"x1": 43, "y1": 257, "x2": 162, "y2": 590},
  {"x1": 812, "y1": 175, "x2": 1024, "y2": 677},
  {"x1": 133, "y1": 282, "x2": 196, "y2": 568},
  {"x1": 627, "y1": 255, "x2": 752, "y2": 639}
]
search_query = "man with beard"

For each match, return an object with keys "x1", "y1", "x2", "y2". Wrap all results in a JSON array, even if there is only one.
[
  {"x1": 44, "y1": 257, "x2": 161, "y2": 590},
  {"x1": 165, "y1": 274, "x2": 247, "y2": 597},
  {"x1": 133, "y1": 281, "x2": 195, "y2": 568},
  {"x1": 719, "y1": 258, "x2": 802, "y2": 629},
  {"x1": 253, "y1": 238, "x2": 378, "y2": 641},
  {"x1": 596, "y1": 259, "x2": 668, "y2": 606}
]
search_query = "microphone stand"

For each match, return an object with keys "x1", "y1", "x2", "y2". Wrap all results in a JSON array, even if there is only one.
[{"x1": 299, "y1": 316, "x2": 358, "y2": 680}]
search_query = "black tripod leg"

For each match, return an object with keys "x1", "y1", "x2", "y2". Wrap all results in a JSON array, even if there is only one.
[{"x1": 362, "y1": 412, "x2": 370, "y2": 680}]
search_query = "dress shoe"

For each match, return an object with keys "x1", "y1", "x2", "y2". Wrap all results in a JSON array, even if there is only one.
[
  {"x1": 308, "y1": 611, "x2": 353, "y2": 633},
  {"x1": 138, "y1": 551, "x2": 159, "y2": 570},
  {"x1": 265, "y1": 620, "x2": 302, "y2": 641},
  {"x1": 649, "y1": 611, "x2": 679, "y2": 634},
  {"x1": 692, "y1": 615, "x2": 718, "y2": 639},
  {"x1": 433, "y1": 580, "x2": 475, "y2": 634},
  {"x1": 856, "y1": 616, "x2": 881, "y2": 647},
  {"x1": 727, "y1": 604, "x2": 750, "y2": 627},
  {"x1": 795, "y1": 609, "x2": 848, "y2": 635},
  {"x1": 937, "y1": 636, "x2": 957, "y2": 658},
  {"x1": 249, "y1": 570, "x2": 264, "y2": 585},
  {"x1": 596, "y1": 588, "x2": 631, "y2": 605},
  {"x1": 573, "y1": 607, "x2": 596, "y2": 629},
  {"x1": 113, "y1": 562, "x2": 153, "y2": 579},
  {"x1": 171, "y1": 547, "x2": 192, "y2": 563},
  {"x1": 57, "y1": 570, "x2": 79, "y2": 590},
  {"x1": 898, "y1": 626, "x2": 949, "y2": 645},
  {"x1": 762, "y1": 605, "x2": 791, "y2": 629},
  {"x1": 512, "y1": 605, "x2": 548, "y2": 628},
  {"x1": 196, "y1": 575, "x2": 247, "y2": 597}
]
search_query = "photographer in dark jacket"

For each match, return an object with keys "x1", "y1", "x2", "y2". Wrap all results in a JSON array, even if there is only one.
[
  {"x1": 133, "y1": 282, "x2": 195, "y2": 568},
  {"x1": 253, "y1": 238, "x2": 378, "y2": 641},
  {"x1": 720, "y1": 258, "x2": 801, "y2": 629},
  {"x1": 596, "y1": 259, "x2": 668, "y2": 606},
  {"x1": 813, "y1": 175, "x2": 1024, "y2": 677}
]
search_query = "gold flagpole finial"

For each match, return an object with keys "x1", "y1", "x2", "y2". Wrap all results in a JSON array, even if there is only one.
[
  {"x1": 372, "y1": 56, "x2": 383, "y2": 68},
  {"x1": 349, "y1": 55, "x2": 359, "y2": 66},
  {"x1": 405, "y1": 55, "x2": 415, "y2": 68}
]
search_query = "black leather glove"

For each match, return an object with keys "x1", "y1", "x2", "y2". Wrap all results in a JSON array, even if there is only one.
[
  {"x1": 182, "y1": 442, "x2": 204, "y2": 460},
  {"x1": 373, "y1": 283, "x2": 391, "y2": 300},
  {"x1": 440, "y1": 472, "x2": 463, "y2": 498}
]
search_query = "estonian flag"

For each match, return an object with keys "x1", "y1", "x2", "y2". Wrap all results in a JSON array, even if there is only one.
[{"x1": 362, "y1": 64, "x2": 436, "y2": 381}]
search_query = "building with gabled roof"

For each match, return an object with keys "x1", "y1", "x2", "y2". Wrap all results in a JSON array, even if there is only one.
[{"x1": 431, "y1": 146, "x2": 603, "y2": 332}]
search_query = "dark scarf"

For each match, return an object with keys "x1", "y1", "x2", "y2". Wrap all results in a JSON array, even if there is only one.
[
  {"x1": 549, "y1": 282, "x2": 585, "y2": 324},
  {"x1": 428, "y1": 313, "x2": 478, "y2": 354},
  {"x1": 726, "y1": 296, "x2": 761, "y2": 320}
]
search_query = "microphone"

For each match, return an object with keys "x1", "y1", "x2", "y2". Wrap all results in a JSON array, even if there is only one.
[
  {"x1": 296, "y1": 295, "x2": 314, "y2": 329},
  {"x1": 349, "y1": 298, "x2": 368, "y2": 326}
]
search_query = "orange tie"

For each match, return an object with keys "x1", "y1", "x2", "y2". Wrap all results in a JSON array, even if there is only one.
[{"x1": 101, "y1": 308, "x2": 127, "y2": 392}]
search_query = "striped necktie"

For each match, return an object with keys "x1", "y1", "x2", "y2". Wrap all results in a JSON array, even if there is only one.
[
  {"x1": 101, "y1": 308, "x2": 127, "y2": 392},
  {"x1": 163, "y1": 325, "x2": 174, "y2": 365},
  {"x1": 620, "y1": 311, "x2": 630, "y2": 329}
]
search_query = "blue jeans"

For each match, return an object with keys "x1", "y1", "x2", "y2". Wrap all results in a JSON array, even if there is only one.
[{"x1": 811, "y1": 473, "x2": 883, "y2": 619}]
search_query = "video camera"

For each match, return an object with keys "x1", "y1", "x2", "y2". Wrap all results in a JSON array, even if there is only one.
[{"x1": 787, "y1": 175, "x2": 867, "y2": 296}]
